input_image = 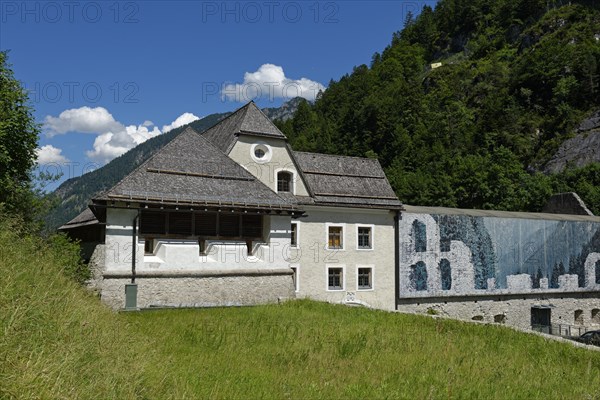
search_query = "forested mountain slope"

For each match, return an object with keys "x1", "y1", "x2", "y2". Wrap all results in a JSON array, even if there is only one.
[{"x1": 277, "y1": 0, "x2": 600, "y2": 214}]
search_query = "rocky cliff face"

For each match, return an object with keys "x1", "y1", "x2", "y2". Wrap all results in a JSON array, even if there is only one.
[{"x1": 545, "y1": 111, "x2": 600, "y2": 173}]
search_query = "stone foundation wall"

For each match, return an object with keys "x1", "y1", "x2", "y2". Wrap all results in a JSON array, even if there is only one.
[
  {"x1": 396, "y1": 292, "x2": 600, "y2": 330},
  {"x1": 99, "y1": 269, "x2": 295, "y2": 310}
]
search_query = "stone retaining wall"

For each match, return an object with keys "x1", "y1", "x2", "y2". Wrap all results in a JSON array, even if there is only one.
[{"x1": 99, "y1": 269, "x2": 296, "y2": 310}]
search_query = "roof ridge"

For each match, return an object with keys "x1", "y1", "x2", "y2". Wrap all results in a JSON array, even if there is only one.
[{"x1": 293, "y1": 150, "x2": 380, "y2": 162}]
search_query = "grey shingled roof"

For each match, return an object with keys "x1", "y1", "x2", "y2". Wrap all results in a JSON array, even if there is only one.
[
  {"x1": 95, "y1": 127, "x2": 297, "y2": 211},
  {"x1": 201, "y1": 101, "x2": 286, "y2": 153},
  {"x1": 293, "y1": 151, "x2": 402, "y2": 209},
  {"x1": 59, "y1": 207, "x2": 99, "y2": 230}
]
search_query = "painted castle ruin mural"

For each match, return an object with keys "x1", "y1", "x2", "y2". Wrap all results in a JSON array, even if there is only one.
[{"x1": 399, "y1": 209, "x2": 600, "y2": 298}]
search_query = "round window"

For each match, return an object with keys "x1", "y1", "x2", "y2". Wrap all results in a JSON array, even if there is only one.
[
  {"x1": 251, "y1": 143, "x2": 272, "y2": 163},
  {"x1": 254, "y1": 148, "x2": 266, "y2": 159}
]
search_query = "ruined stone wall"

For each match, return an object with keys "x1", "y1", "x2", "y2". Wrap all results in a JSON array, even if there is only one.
[{"x1": 396, "y1": 292, "x2": 600, "y2": 331}]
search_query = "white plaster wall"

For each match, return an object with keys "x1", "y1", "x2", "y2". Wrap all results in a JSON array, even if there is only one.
[
  {"x1": 104, "y1": 207, "x2": 293, "y2": 274},
  {"x1": 228, "y1": 135, "x2": 310, "y2": 196},
  {"x1": 288, "y1": 206, "x2": 396, "y2": 311},
  {"x1": 104, "y1": 207, "x2": 142, "y2": 272}
]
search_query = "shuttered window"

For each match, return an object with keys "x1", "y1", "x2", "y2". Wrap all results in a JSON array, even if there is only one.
[
  {"x1": 195, "y1": 213, "x2": 217, "y2": 236},
  {"x1": 168, "y1": 212, "x2": 192, "y2": 235},
  {"x1": 140, "y1": 211, "x2": 166, "y2": 235},
  {"x1": 220, "y1": 214, "x2": 240, "y2": 237},
  {"x1": 242, "y1": 215, "x2": 262, "y2": 238}
]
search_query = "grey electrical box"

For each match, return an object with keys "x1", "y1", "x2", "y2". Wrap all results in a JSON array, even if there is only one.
[{"x1": 124, "y1": 283, "x2": 139, "y2": 311}]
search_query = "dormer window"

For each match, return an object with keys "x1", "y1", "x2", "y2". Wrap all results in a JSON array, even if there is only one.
[{"x1": 277, "y1": 171, "x2": 292, "y2": 193}]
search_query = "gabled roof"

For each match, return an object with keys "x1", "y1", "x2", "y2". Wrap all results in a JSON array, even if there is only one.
[
  {"x1": 201, "y1": 101, "x2": 287, "y2": 153},
  {"x1": 58, "y1": 207, "x2": 99, "y2": 230},
  {"x1": 293, "y1": 151, "x2": 402, "y2": 209},
  {"x1": 94, "y1": 127, "x2": 297, "y2": 212}
]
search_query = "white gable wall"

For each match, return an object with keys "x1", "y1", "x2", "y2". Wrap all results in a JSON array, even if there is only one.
[{"x1": 228, "y1": 135, "x2": 310, "y2": 196}]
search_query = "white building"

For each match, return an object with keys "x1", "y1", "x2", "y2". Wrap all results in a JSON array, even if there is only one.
[{"x1": 61, "y1": 101, "x2": 600, "y2": 332}]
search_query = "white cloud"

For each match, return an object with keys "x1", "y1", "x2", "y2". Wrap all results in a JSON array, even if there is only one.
[
  {"x1": 223, "y1": 63, "x2": 325, "y2": 102},
  {"x1": 44, "y1": 106, "x2": 124, "y2": 137},
  {"x1": 42, "y1": 106, "x2": 201, "y2": 164},
  {"x1": 36, "y1": 145, "x2": 69, "y2": 165},
  {"x1": 85, "y1": 122, "x2": 162, "y2": 164},
  {"x1": 162, "y1": 112, "x2": 200, "y2": 133}
]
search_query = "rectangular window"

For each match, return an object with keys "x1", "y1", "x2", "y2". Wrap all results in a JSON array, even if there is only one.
[
  {"x1": 328, "y1": 267, "x2": 344, "y2": 290},
  {"x1": 291, "y1": 223, "x2": 298, "y2": 247},
  {"x1": 144, "y1": 238, "x2": 154, "y2": 255},
  {"x1": 357, "y1": 227, "x2": 372, "y2": 249},
  {"x1": 357, "y1": 267, "x2": 373, "y2": 290},
  {"x1": 328, "y1": 226, "x2": 343, "y2": 249},
  {"x1": 291, "y1": 266, "x2": 299, "y2": 292}
]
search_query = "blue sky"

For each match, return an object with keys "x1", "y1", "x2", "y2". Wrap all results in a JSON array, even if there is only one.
[{"x1": 0, "y1": 0, "x2": 434, "y2": 186}]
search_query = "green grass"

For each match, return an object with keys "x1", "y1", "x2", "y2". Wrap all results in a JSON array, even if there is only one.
[{"x1": 1, "y1": 217, "x2": 600, "y2": 399}]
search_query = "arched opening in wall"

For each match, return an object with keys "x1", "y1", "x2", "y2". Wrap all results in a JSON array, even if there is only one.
[
  {"x1": 277, "y1": 171, "x2": 292, "y2": 193},
  {"x1": 412, "y1": 220, "x2": 427, "y2": 252},
  {"x1": 472, "y1": 315, "x2": 484, "y2": 321},
  {"x1": 596, "y1": 260, "x2": 600, "y2": 285},
  {"x1": 439, "y1": 259, "x2": 452, "y2": 290},
  {"x1": 592, "y1": 309, "x2": 600, "y2": 324},
  {"x1": 494, "y1": 314, "x2": 506, "y2": 324},
  {"x1": 574, "y1": 309, "x2": 584, "y2": 325},
  {"x1": 409, "y1": 261, "x2": 428, "y2": 291}
]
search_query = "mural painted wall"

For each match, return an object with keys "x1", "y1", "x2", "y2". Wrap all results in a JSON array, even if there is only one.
[{"x1": 399, "y1": 212, "x2": 600, "y2": 297}]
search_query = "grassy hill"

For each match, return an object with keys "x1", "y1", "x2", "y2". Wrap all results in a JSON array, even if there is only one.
[{"x1": 2, "y1": 216, "x2": 600, "y2": 399}]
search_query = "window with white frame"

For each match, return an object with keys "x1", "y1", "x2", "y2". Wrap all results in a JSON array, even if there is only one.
[
  {"x1": 357, "y1": 225, "x2": 373, "y2": 250},
  {"x1": 327, "y1": 267, "x2": 344, "y2": 290},
  {"x1": 290, "y1": 222, "x2": 298, "y2": 247},
  {"x1": 291, "y1": 266, "x2": 299, "y2": 292},
  {"x1": 277, "y1": 171, "x2": 292, "y2": 193},
  {"x1": 357, "y1": 267, "x2": 373, "y2": 290},
  {"x1": 327, "y1": 225, "x2": 343, "y2": 249}
]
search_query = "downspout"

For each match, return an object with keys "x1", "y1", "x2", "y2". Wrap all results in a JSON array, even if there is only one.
[
  {"x1": 124, "y1": 209, "x2": 140, "y2": 311},
  {"x1": 132, "y1": 211, "x2": 139, "y2": 283},
  {"x1": 394, "y1": 210, "x2": 401, "y2": 311}
]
